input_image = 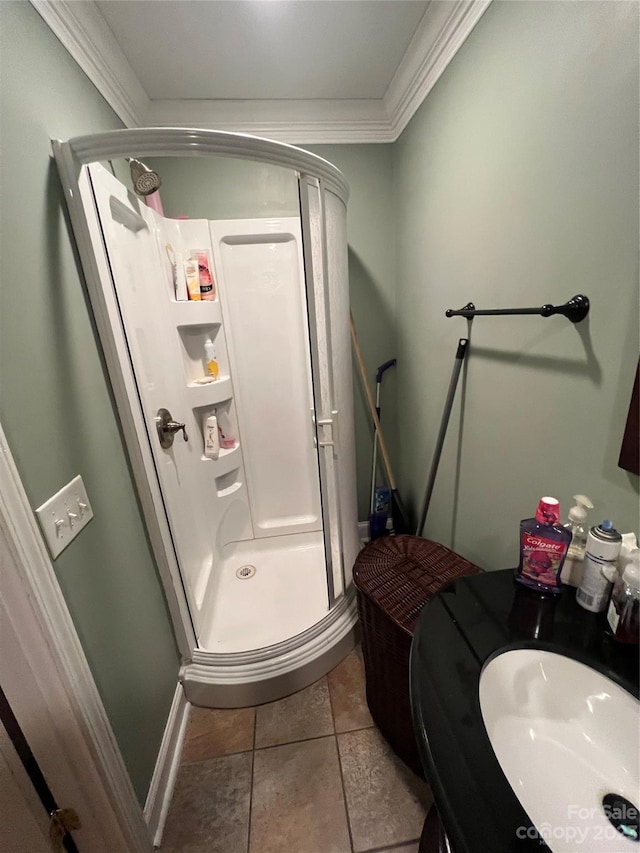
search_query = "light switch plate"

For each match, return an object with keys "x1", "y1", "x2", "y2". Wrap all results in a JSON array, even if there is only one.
[{"x1": 35, "y1": 475, "x2": 94, "y2": 559}]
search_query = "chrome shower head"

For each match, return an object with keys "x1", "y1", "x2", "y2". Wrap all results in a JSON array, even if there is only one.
[{"x1": 126, "y1": 157, "x2": 162, "y2": 196}]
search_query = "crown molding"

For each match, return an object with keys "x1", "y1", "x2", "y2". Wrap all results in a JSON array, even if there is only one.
[
  {"x1": 145, "y1": 99, "x2": 396, "y2": 145},
  {"x1": 384, "y1": 0, "x2": 492, "y2": 137},
  {"x1": 30, "y1": 0, "x2": 149, "y2": 128},
  {"x1": 31, "y1": 0, "x2": 491, "y2": 144}
]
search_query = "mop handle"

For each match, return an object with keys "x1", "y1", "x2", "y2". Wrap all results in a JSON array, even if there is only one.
[
  {"x1": 370, "y1": 359, "x2": 397, "y2": 511},
  {"x1": 376, "y1": 359, "x2": 397, "y2": 385},
  {"x1": 416, "y1": 338, "x2": 469, "y2": 537},
  {"x1": 350, "y1": 315, "x2": 399, "y2": 492}
]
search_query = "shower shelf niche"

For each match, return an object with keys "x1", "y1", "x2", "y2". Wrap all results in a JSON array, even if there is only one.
[
  {"x1": 172, "y1": 300, "x2": 222, "y2": 327},
  {"x1": 186, "y1": 377, "x2": 233, "y2": 406},
  {"x1": 215, "y1": 468, "x2": 242, "y2": 498},
  {"x1": 201, "y1": 444, "x2": 241, "y2": 469}
]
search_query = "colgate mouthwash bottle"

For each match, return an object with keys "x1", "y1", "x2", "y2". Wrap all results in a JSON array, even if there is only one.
[{"x1": 516, "y1": 497, "x2": 572, "y2": 594}]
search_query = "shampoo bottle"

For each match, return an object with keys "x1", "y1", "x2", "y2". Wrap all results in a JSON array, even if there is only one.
[
  {"x1": 516, "y1": 497, "x2": 571, "y2": 594},
  {"x1": 204, "y1": 415, "x2": 220, "y2": 460},
  {"x1": 560, "y1": 495, "x2": 594, "y2": 586}
]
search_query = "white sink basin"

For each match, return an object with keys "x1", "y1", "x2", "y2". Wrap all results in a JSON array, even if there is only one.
[{"x1": 479, "y1": 649, "x2": 640, "y2": 851}]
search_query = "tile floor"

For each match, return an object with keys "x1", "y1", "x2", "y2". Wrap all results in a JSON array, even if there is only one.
[{"x1": 161, "y1": 647, "x2": 432, "y2": 853}]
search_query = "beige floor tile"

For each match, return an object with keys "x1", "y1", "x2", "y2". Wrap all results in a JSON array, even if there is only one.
[
  {"x1": 371, "y1": 844, "x2": 420, "y2": 853},
  {"x1": 328, "y1": 646, "x2": 374, "y2": 733},
  {"x1": 254, "y1": 677, "x2": 334, "y2": 748},
  {"x1": 338, "y1": 728, "x2": 432, "y2": 853},
  {"x1": 250, "y1": 736, "x2": 351, "y2": 853},
  {"x1": 162, "y1": 751, "x2": 252, "y2": 853},
  {"x1": 180, "y1": 705, "x2": 255, "y2": 763}
]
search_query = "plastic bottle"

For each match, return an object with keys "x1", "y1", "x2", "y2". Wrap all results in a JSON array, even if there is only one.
[
  {"x1": 195, "y1": 250, "x2": 216, "y2": 301},
  {"x1": 607, "y1": 549, "x2": 640, "y2": 643},
  {"x1": 184, "y1": 257, "x2": 201, "y2": 301},
  {"x1": 203, "y1": 415, "x2": 220, "y2": 460},
  {"x1": 560, "y1": 495, "x2": 594, "y2": 586},
  {"x1": 576, "y1": 521, "x2": 622, "y2": 612},
  {"x1": 204, "y1": 339, "x2": 219, "y2": 381},
  {"x1": 216, "y1": 409, "x2": 236, "y2": 450},
  {"x1": 515, "y1": 497, "x2": 571, "y2": 594}
]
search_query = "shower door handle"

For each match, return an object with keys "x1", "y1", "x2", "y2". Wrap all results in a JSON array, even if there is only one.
[{"x1": 156, "y1": 408, "x2": 189, "y2": 449}]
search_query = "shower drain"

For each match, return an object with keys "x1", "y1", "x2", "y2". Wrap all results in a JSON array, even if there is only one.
[{"x1": 236, "y1": 565, "x2": 257, "y2": 579}]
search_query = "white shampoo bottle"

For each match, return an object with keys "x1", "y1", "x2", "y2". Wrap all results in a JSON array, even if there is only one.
[{"x1": 204, "y1": 415, "x2": 220, "y2": 459}]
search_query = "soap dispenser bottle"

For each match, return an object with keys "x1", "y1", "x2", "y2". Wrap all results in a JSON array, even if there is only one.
[
  {"x1": 560, "y1": 495, "x2": 594, "y2": 587},
  {"x1": 516, "y1": 497, "x2": 571, "y2": 594}
]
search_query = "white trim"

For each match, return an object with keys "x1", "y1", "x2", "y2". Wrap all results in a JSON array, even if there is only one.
[
  {"x1": 30, "y1": 0, "x2": 148, "y2": 128},
  {"x1": 385, "y1": 0, "x2": 493, "y2": 137},
  {"x1": 32, "y1": 0, "x2": 492, "y2": 143},
  {"x1": 0, "y1": 423, "x2": 152, "y2": 852},
  {"x1": 145, "y1": 99, "x2": 395, "y2": 145},
  {"x1": 143, "y1": 685, "x2": 189, "y2": 850}
]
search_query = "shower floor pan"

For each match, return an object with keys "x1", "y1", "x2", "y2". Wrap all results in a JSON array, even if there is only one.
[{"x1": 199, "y1": 531, "x2": 330, "y2": 654}]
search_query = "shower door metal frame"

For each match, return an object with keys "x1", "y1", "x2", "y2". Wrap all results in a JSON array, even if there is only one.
[
  {"x1": 298, "y1": 174, "x2": 346, "y2": 606},
  {"x1": 52, "y1": 128, "x2": 352, "y2": 663}
]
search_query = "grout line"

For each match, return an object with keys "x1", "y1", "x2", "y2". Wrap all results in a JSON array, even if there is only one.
[
  {"x1": 326, "y1": 681, "x2": 355, "y2": 853},
  {"x1": 253, "y1": 730, "x2": 337, "y2": 752},
  {"x1": 334, "y1": 732, "x2": 356, "y2": 853},
  {"x1": 179, "y1": 720, "x2": 375, "y2": 768},
  {"x1": 253, "y1": 722, "x2": 375, "y2": 754},
  {"x1": 362, "y1": 842, "x2": 421, "y2": 853},
  {"x1": 180, "y1": 746, "x2": 254, "y2": 767},
  {"x1": 246, "y1": 708, "x2": 257, "y2": 853}
]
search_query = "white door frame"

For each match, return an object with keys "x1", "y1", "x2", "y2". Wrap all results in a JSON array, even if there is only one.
[{"x1": 0, "y1": 422, "x2": 153, "y2": 852}]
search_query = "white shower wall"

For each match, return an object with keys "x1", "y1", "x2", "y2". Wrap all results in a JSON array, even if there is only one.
[{"x1": 210, "y1": 219, "x2": 322, "y2": 537}]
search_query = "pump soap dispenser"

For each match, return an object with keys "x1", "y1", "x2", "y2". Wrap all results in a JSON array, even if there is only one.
[{"x1": 561, "y1": 494, "x2": 594, "y2": 586}]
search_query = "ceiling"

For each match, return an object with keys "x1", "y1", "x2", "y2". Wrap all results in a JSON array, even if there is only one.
[
  {"x1": 96, "y1": 1, "x2": 428, "y2": 101},
  {"x1": 33, "y1": 0, "x2": 492, "y2": 142}
]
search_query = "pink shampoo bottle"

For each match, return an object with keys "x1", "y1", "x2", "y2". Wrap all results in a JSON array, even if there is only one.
[{"x1": 516, "y1": 497, "x2": 571, "y2": 594}]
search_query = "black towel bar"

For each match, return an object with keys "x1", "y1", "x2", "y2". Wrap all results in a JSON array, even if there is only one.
[{"x1": 445, "y1": 293, "x2": 589, "y2": 323}]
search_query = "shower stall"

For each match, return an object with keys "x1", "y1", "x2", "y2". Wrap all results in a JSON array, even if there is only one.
[{"x1": 53, "y1": 129, "x2": 359, "y2": 706}]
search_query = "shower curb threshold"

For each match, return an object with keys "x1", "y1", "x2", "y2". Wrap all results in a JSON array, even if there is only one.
[{"x1": 180, "y1": 591, "x2": 359, "y2": 708}]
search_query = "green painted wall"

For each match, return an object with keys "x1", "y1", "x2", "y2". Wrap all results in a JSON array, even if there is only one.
[
  {"x1": 393, "y1": 1, "x2": 639, "y2": 569},
  {"x1": 0, "y1": 1, "x2": 178, "y2": 802}
]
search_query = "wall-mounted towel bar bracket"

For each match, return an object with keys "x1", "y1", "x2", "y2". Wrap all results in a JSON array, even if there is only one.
[{"x1": 445, "y1": 293, "x2": 590, "y2": 323}]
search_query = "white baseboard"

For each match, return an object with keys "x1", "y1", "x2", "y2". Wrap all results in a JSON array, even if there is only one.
[{"x1": 143, "y1": 682, "x2": 190, "y2": 849}]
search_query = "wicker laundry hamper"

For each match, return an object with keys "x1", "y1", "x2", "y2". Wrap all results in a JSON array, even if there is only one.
[{"x1": 353, "y1": 534, "x2": 482, "y2": 778}]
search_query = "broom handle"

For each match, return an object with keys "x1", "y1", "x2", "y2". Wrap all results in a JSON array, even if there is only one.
[{"x1": 350, "y1": 314, "x2": 398, "y2": 492}]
